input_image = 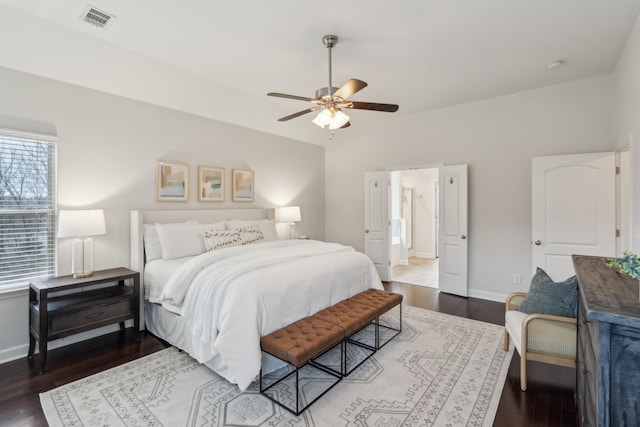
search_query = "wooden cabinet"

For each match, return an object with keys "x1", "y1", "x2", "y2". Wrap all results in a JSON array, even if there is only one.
[
  {"x1": 573, "y1": 255, "x2": 640, "y2": 427},
  {"x1": 28, "y1": 267, "x2": 140, "y2": 373}
]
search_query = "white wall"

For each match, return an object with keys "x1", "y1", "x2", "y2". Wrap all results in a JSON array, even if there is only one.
[
  {"x1": 613, "y1": 13, "x2": 640, "y2": 251},
  {"x1": 326, "y1": 76, "x2": 614, "y2": 301},
  {"x1": 0, "y1": 66, "x2": 325, "y2": 363}
]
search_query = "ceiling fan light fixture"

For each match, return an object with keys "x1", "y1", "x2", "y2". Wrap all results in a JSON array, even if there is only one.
[
  {"x1": 268, "y1": 34, "x2": 398, "y2": 132},
  {"x1": 312, "y1": 108, "x2": 349, "y2": 130}
]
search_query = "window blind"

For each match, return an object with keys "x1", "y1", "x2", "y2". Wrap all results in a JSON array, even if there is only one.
[{"x1": 0, "y1": 129, "x2": 57, "y2": 289}]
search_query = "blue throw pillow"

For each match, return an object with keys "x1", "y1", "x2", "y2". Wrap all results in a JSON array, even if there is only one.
[{"x1": 517, "y1": 268, "x2": 578, "y2": 318}]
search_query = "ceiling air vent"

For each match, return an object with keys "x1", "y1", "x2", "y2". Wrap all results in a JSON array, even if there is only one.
[{"x1": 80, "y1": 5, "x2": 116, "y2": 29}]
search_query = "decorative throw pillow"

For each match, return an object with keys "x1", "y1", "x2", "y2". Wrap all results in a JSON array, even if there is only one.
[
  {"x1": 227, "y1": 219, "x2": 278, "y2": 242},
  {"x1": 203, "y1": 229, "x2": 243, "y2": 251},
  {"x1": 518, "y1": 267, "x2": 578, "y2": 318},
  {"x1": 236, "y1": 224, "x2": 264, "y2": 245}
]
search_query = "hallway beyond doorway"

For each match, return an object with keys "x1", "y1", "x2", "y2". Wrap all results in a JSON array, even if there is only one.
[{"x1": 392, "y1": 256, "x2": 438, "y2": 288}]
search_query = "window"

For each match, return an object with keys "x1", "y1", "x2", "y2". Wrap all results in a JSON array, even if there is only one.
[{"x1": 0, "y1": 129, "x2": 57, "y2": 290}]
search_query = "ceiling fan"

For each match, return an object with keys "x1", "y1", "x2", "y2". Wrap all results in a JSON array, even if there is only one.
[{"x1": 267, "y1": 35, "x2": 399, "y2": 131}]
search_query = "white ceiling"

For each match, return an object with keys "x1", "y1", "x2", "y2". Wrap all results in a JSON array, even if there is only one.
[{"x1": 1, "y1": 0, "x2": 639, "y2": 145}]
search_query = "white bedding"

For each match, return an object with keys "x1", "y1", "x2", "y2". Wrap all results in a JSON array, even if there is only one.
[
  {"x1": 151, "y1": 239, "x2": 382, "y2": 391},
  {"x1": 143, "y1": 258, "x2": 188, "y2": 302}
]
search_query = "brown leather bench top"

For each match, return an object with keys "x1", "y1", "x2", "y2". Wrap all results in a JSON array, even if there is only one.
[
  {"x1": 347, "y1": 288, "x2": 403, "y2": 316},
  {"x1": 260, "y1": 316, "x2": 344, "y2": 367},
  {"x1": 312, "y1": 299, "x2": 379, "y2": 336}
]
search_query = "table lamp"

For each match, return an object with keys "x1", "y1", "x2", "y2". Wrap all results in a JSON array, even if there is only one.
[
  {"x1": 279, "y1": 206, "x2": 301, "y2": 240},
  {"x1": 57, "y1": 209, "x2": 106, "y2": 278}
]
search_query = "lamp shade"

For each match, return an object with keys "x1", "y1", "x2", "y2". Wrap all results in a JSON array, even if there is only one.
[
  {"x1": 279, "y1": 206, "x2": 301, "y2": 223},
  {"x1": 58, "y1": 209, "x2": 107, "y2": 238}
]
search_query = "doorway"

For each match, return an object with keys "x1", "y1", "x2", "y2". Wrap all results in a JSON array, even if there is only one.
[{"x1": 390, "y1": 168, "x2": 440, "y2": 288}]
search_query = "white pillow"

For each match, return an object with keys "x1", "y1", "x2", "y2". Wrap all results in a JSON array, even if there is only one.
[
  {"x1": 227, "y1": 219, "x2": 278, "y2": 242},
  {"x1": 143, "y1": 224, "x2": 163, "y2": 262},
  {"x1": 156, "y1": 221, "x2": 225, "y2": 260}
]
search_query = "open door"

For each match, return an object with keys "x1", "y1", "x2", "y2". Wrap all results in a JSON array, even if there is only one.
[
  {"x1": 532, "y1": 152, "x2": 616, "y2": 280},
  {"x1": 438, "y1": 164, "x2": 468, "y2": 296},
  {"x1": 364, "y1": 171, "x2": 391, "y2": 281}
]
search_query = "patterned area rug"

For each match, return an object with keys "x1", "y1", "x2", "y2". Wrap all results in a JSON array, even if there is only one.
[{"x1": 40, "y1": 305, "x2": 513, "y2": 426}]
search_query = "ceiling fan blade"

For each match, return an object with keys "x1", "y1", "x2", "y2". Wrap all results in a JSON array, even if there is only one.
[
  {"x1": 277, "y1": 107, "x2": 318, "y2": 121},
  {"x1": 339, "y1": 121, "x2": 351, "y2": 129},
  {"x1": 346, "y1": 101, "x2": 399, "y2": 113},
  {"x1": 332, "y1": 79, "x2": 368, "y2": 100},
  {"x1": 268, "y1": 92, "x2": 317, "y2": 103}
]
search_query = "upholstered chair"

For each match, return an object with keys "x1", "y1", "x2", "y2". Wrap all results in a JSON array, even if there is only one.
[{"x1": 504, "y1": 291, "x2": 577, "y2": 391}]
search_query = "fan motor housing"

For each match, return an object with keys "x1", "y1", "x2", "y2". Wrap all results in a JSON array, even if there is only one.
[{"x1": 315, "y1": 87, "x2": 340, "y2": 99}]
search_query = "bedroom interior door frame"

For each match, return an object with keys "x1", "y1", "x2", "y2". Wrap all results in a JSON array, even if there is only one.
[{"x1": 365, "y1": 165, "x2": 468, "y2": 296}]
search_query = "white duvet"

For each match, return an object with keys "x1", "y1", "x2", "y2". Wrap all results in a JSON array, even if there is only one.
[{"x1": 156, "y1": 239, "x2": 382, "y2": 391}]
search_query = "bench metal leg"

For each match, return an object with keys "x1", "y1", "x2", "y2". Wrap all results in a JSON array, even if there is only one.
[{"x1": 260, "y1": 341, "x2": 343, "y2": 415}]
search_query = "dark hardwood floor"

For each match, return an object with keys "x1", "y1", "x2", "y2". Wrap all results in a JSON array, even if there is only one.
[{"x1": 0, "y1": 282, "x2": 577, "y2": 427}]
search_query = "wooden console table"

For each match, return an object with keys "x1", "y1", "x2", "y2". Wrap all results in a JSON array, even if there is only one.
[
  {"x1": 572, "y1": 255, "x2": 640, "y2": 427},
  {"x1": 28, "y1": 267, "x2": 140, "y2": 374}
]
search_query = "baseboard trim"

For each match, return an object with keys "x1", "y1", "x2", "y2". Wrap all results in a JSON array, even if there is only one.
[
  {"x1": 468, "y1": 289, "x2": 507, "y2": 303},
  {"x1": 0, "y1": 343, "x2": 29, "y2": 364},
  {"x1": 0, "y1": 321, "x2": 134, "y2": 366},
  {"x1": 414, "y1": 252, "x2": 435, "y2": 258}
]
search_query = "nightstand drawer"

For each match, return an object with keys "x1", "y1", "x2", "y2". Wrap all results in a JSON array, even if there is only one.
[{"x1": 50, "y1": 300, "x2": 133, "y2": 337}]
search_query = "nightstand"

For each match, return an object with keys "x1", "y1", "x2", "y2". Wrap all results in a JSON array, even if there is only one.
[{"x1": 27, "y1": 267, "x2": 140, "y2": 373}]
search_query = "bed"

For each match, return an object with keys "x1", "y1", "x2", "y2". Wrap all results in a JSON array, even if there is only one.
[{"x1": 130, "y1": 208, "x2": 382, "y2": 391}]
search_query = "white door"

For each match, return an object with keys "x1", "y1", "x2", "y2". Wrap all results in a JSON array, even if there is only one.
[
  {"x1": 364, "y1": 171, "x2": 391, "y2": 281},
  {"x1": 438, "y1": 165, "x2": 468, "y2": 296},
  {"x1": 532, "y1": 152, "x2": 616, "y2": 281}
]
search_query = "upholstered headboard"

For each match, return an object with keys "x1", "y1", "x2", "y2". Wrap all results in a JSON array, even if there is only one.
[{"x1": 130, "y1": 208, "x2": 275, "y2": 328}]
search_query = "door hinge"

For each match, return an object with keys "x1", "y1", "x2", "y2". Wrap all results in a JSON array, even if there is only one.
[
  {"x1": 616, "y1": 229, "x2": 620, "y2": 237},
  {"x1": 616, "y1": 166, "x2": 620, "y2": 175}
]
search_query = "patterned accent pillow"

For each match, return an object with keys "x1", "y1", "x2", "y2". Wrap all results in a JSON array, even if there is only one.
[
  {"x1": 203, "y1": 229, "x2": 242, "y2": 251},
  {"x1": 236, "y1": 224, "x2": 264, "y2": 245}
]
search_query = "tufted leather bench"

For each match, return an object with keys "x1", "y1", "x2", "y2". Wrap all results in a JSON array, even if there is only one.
[
  {"x1": 348, "y1": 288, "x2": 403, "y2": 317},
  {"x1": 259, "y1": 288, "x2": 403, "y2": 415},
  {"x1": 260, "y1": 316, "x2": 344, "y2": 368},
  {"x1": 312, "y1": 299, "x2": 379, "y2": 375},
  {"x1": 346, "y1": 288, "x2": 403, "y2": 349},
  {"x1": 259, "y1": 316, "x2": 344, "y2": 415}
]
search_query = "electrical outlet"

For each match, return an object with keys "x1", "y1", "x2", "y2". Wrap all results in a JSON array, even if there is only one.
[{"x1": 513, "y1": 274, "x2": 521, "y2": 284}]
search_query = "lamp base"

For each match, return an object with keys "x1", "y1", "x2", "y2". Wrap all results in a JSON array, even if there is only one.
[
  {"x1": 71, "y1": 236, "x2": 95, "y2": 279},
  {"x1": 73, "y1": 272, "x2": 94, "y2": 279}
]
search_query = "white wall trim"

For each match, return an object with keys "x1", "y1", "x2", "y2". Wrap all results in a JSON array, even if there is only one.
[
  {"x1": 0, "y1": 126, "x2": 58, "y2": 142},
  {"x1": 0, "y1": 344, "x2": 30, "y2": 364},
  {"x1": 415, "y1": 251, "x2": 436, "y2": 258},
  {"x1": 0, "y1": 286, "x2": 28, "y2": 300},
  {"x1": 468, "y1": 289, "x2": 507, "y2": 303},
  {"x1": 0, "y1": 322, "x2": 134, "y2": 366}
]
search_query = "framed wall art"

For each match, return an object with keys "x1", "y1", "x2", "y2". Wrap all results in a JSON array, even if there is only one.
[
  {"x1": 232, "y1": 169, "x2": 254, "y2": 202},
  {"x1": 198, "y1": 166, "x2": 225, "y2": 202},
  {"x1": 156, "y1": 161, "x2": 189, "y2": 202}
]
